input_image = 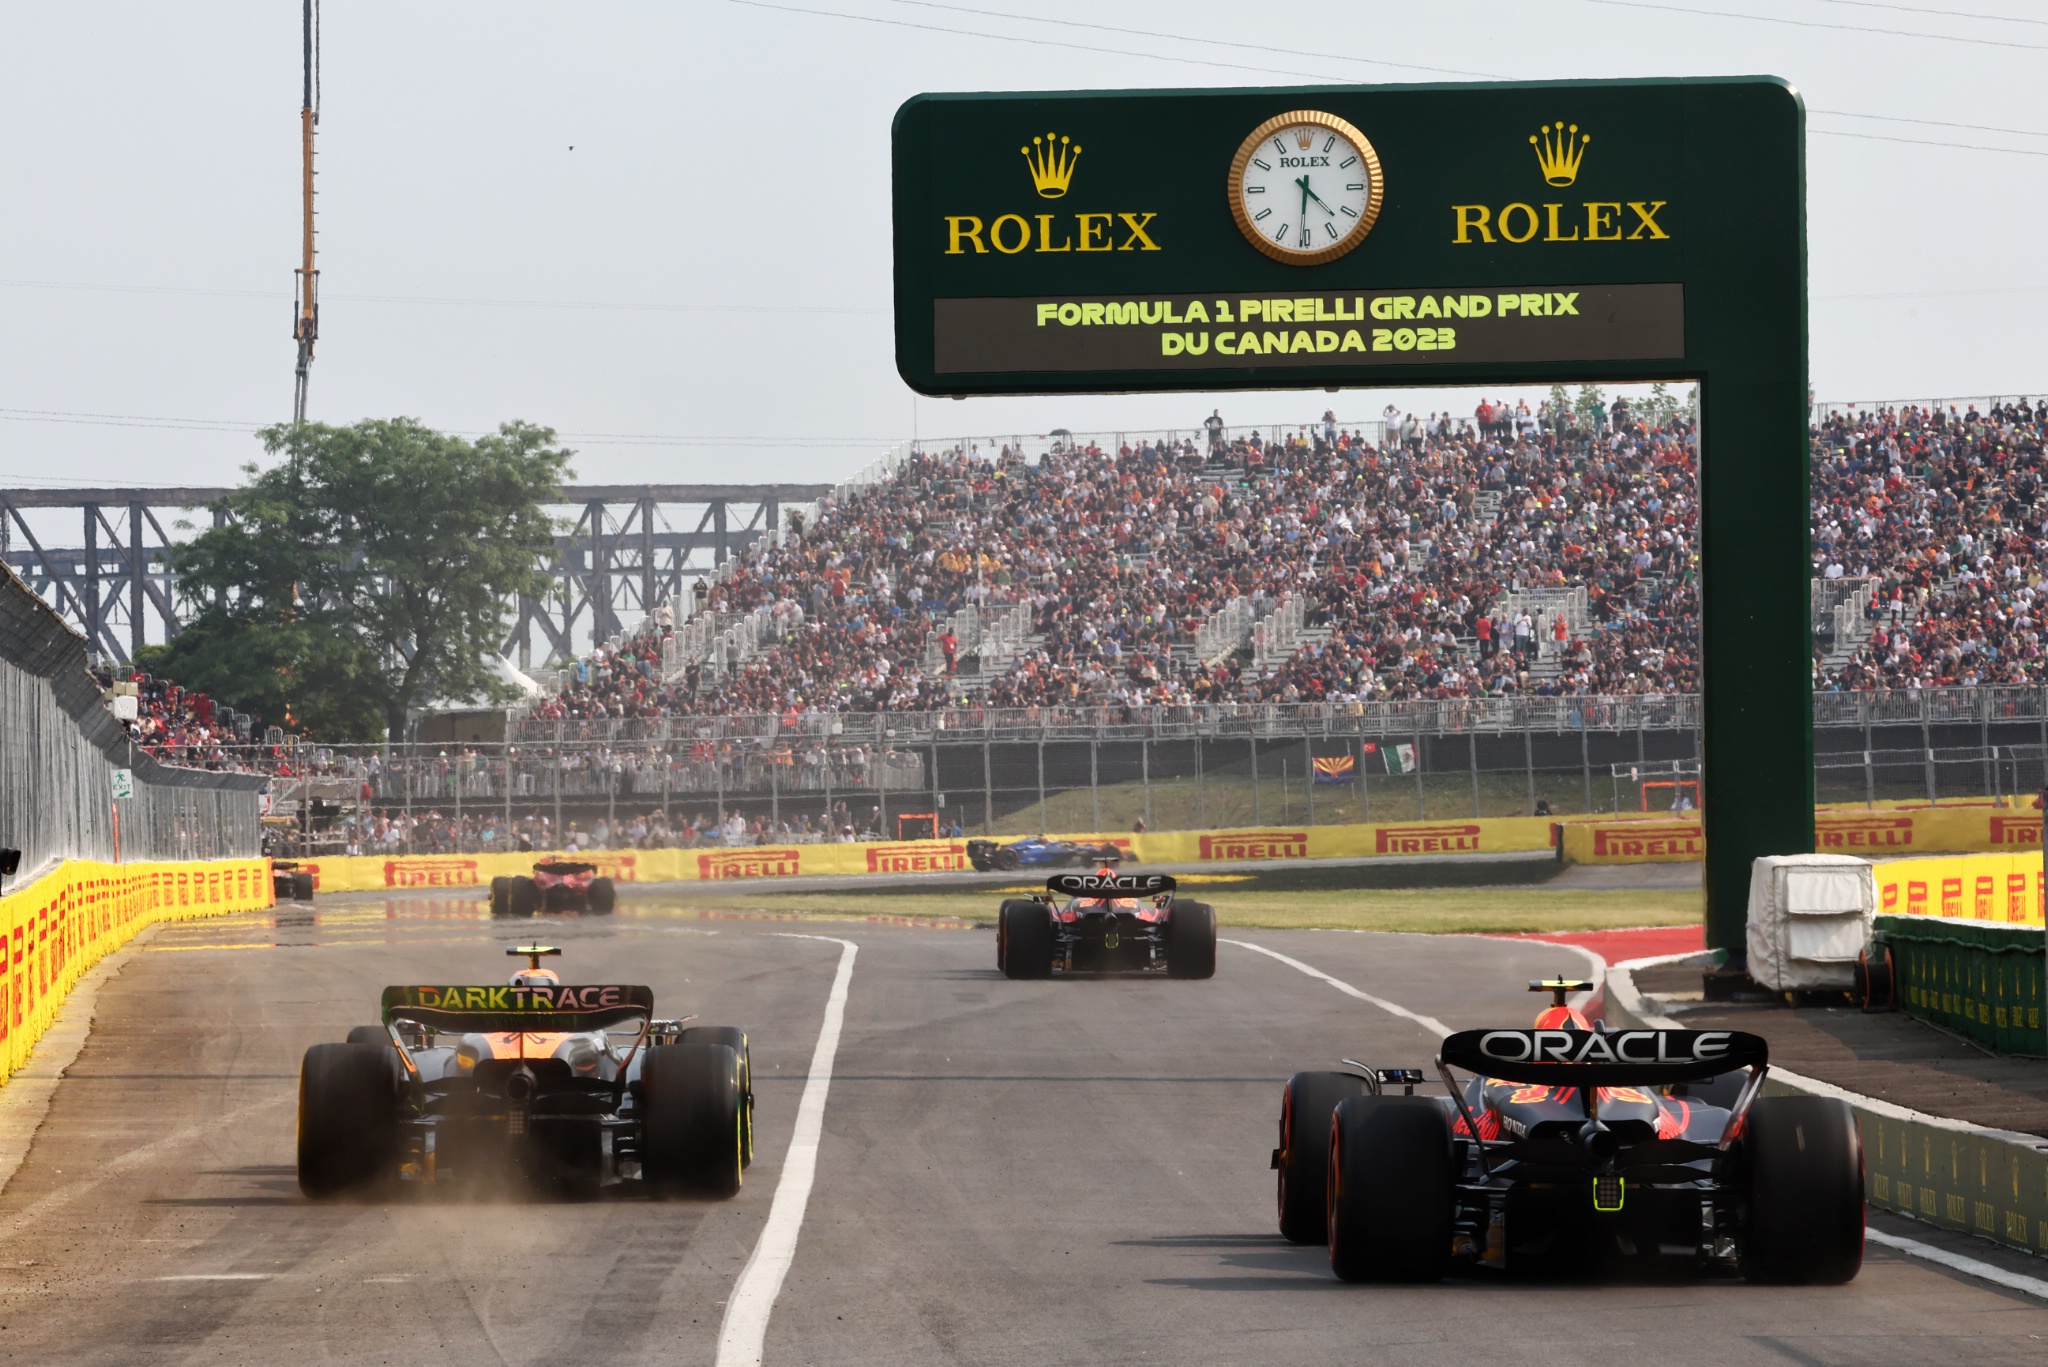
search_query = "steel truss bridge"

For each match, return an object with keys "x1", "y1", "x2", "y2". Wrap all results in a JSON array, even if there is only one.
[{"x1": 0, "y1": 483, "x2": 829, "y2": 667}]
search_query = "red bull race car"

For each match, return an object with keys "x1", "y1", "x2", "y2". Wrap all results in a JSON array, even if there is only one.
[
  {"x1": 1272, "y1": 978, "x2": 1864, "y2": 1284},
  {"x1": 491, "y1": 860, "x2": 616, "y2": 916},
  {"x1": 297, "y1": 945, "x2": 752, "y2": 1200},
  {"x1": 996, "y1": 871, "x2": 1215, "y2": 979}
]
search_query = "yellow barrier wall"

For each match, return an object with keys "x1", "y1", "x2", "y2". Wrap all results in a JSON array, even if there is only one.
[
  {"x1": 1560, "y1": 805, "x2": 2045, "y2": 865},
  {"x1": 295, "y1": 815, "x2": 1565, "y2": 893},
  {"x1": 1873, "y1": 852, "x2": 2045, "y2": 927},
  {"x1": 0, "y1": 858, "x2": 274, "y2": 1086}
]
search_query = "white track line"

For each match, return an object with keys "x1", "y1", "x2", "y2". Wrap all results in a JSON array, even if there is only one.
[
  {"x1": 1866, "y1": 1228, "x2": 2048, "y2": 1301},
  {"x1": 1223, "y1": 939, "x2": 1453, "y2": 1039},
  {"x1": 715, "y1": 934, "x2": 859, "y2": 1367},
  {"x1": 1234, "y1": 936, "x2": 2048, "y2": 1304}
]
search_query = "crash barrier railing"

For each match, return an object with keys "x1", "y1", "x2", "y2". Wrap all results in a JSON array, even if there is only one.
[
  {"x1": 0, "y1": 565, "x2": 263, "y2": 879},
  {"x1": 0, "y1": 858, "x2": 274, "y2": 1088},
  {"x1": 1605, "y1": 954, "x2": 2048, "y2": 1261}
]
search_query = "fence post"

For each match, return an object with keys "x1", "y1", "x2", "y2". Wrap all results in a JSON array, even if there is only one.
[
  {"x1": 1412, "y1": 722, "x2": 1425, "y2": 820},
  {"x1": 504, "y1": 744, "x2": 513, "y2": 837},
  {"x1": 823, "y1": 736, "x2": 835, "y2": 835},
  {"x1": 1469, "y1": 732, "x2": 1480, "y2": 818},
  {"x1": 405, "y1": 742, "x2": 415, "y2": 850},
  {"x1": 1249, "y1": 737, "x2": 1260, "y2": 824},
  {"x1": 1980, "y1": 695, "x2": 1992, "y2": 799},
  {"x1": 770, "y1": 748, "x2": 781, "y2": 829},
  {"x1": 1036, "y1": 736, "x2": 1047, "y2": 833},
  {"x1": 1922, "y1": 691, "x2": 1937, "y2": 805},
  {"x1": 1580, "y1": 720, "x2": 1593, "y2": 814},
  {"x1": 1357, "y1": 736, "x2": 1370, "y2": 822},
  {"x1": 877, "y1": 743, "x2": 889, "y2": 838},
  {"x1": 716, "y1": 741, "x2": 727, "y2": 826},
  {"x1": 552, "y1": 744, "x2": 562, "y2": 844},
  {"x1": 1864, "y1": 748, "x2": 1874, "y2": 810},
  {"x1": 1524, "y1": 728, "x2": 1535, "y2": 816},
  {"x1": 982, "y1": 738, "x2": 992, "y2": 835},
  {"x1": 1141, "y1": 736, "x2": 1152, "y2": 832},
  {"x1": 930, "y1": 736, "x2": 941, "y2": 833},
  {"x1": 1091, "y1": 737, "x2": 1101, "y2": 831},
  {"x1": 1196, "y1": 734, "x2": 1206, "y2": 828},
  {"x1": 1303, "y1": 732, "x2": 1314, "y2": 826}
]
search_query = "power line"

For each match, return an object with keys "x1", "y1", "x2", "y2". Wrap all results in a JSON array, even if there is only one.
[
  {"x1": 1583, "y1": 0, "x2": 2048, "y2": 50},
  {"x1": 1811, "y1": 109, "x2": 2048, "y2": 139},
  {"x1": 882, "y1": 0, "x2": 1488, "y2": 78},
  {"x1": 723, "y1": 0, "x2": 1354, "y2": 81},
  {"x1": 1812, "y1": 0, "x2": 2048, "y2": 27},
  {"x1": 0, "y1": 279, "x2": 884, "y2": 316},
  {"x1": 1812, "y1": 128, "x2": 2048, "y2": 157}
]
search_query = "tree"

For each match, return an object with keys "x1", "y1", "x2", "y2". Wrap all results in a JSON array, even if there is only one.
[{"x1": 155, "y1": 418, "x2": 572, "y2": 742}]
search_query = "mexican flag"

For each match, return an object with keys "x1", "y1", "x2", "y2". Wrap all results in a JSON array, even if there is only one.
[{"x1": 1383, "y1": 742, "x2": 1417, "y2": 775}]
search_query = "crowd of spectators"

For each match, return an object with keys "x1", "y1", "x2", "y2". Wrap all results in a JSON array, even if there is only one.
[
  {"x1": 88, "y1": 666, "x2": 282, "y2": 772},
  {"x1": 532, "y1": 388, "x2": 1706, "y2": 718},
  {"x1": 329, "y1": 798, "x2": 964, "y2": 854},
  {"x1": 1812, "y1": 397, "x2": 2048, "y2": 691}
]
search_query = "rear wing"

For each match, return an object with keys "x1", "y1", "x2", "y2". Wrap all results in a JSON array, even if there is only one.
[
  {"x1": 380, "y1": 983, "x2": 654, "y2": 1034},
  {"x1": 1438, "y1": 1028, "x2": 1767, "y2": 1086},
  {"x1": 1046, "y1": 872, "x2": 1175, "y2": 897}
]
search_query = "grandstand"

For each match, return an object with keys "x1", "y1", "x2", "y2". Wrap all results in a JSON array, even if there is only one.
[{"x1": 527, "y1": 393, "x2": 2048, "y2": 724}]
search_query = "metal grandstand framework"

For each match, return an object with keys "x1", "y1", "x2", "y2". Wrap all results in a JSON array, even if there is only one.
[{"x1": 0, "y1": 483, "x2": 829, "y2": 666}]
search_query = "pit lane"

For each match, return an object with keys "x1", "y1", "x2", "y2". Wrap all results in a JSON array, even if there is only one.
[{"x1": 0, "y1": 888, "x2": 2042, "y2": 1366}]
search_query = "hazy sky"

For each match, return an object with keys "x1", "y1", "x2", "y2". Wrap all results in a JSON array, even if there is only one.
[{"x1": 2, "y1": 1, "x2": 2045, "y2": 492}]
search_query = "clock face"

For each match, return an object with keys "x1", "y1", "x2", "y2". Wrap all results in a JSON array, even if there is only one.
[{"x1": 1228, "y1": 111, "x2": 1383, "y2": 266}]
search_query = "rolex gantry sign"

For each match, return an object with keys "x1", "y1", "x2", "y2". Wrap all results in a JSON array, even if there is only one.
[{"x1": 894, "y1": 77, "x2": 1814, "y2": 966}]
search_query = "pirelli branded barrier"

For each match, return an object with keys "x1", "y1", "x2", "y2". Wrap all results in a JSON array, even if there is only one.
[
  {"x1": 292, "y1": 816, "x2": 1566, "y2": 893},
  {"x1": 1872, "y1": 852, "x2": 2046, "y2": 928},
  {"x1": 0, "y1": 858, "x2": 274, "y2": 1088},
  {"x1": 1559, "y1": 804, "x2": 2048, "y2": 865}
]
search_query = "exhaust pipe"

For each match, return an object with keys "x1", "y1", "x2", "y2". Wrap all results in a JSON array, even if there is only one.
[{"x1": 505, "y1": 1065, "x2": 538, "y2": 1105}]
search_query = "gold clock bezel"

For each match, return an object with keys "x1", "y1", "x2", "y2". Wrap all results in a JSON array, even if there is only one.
[{"x1": 1227, "y1": 109, "x2": 1385, "y2": 267}]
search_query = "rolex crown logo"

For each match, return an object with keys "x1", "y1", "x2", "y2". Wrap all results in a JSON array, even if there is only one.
[
  {"x1": 1294, "y1": 128, "x2": 1314, "y2": 150},
  {"x1": 1530, "y1": 121, "x2": 1590, "y2": 187},
  {"x1": 1021, "y1": 131, "x2": 1082, "y2": 199}
]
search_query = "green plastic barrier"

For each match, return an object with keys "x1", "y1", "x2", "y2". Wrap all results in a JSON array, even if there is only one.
[{"x1": 1875, "y1": 915, "x2": 2046, "y2": 1056}]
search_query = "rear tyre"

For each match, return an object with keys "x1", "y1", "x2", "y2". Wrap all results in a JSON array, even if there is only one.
[
  {"x1": 508, "y1": 877, "x2": 540, "y2": 917},
  {"x1": 993, "y1": 846, "x2": 1021, "y2": 872},
  {"x1": 1165, "y1": 899, "x2": 1217, "y2": 979},
  {"x1": 1327, "y1": 1096, "x2": 1452, "y2": 1282},
  {"x1": 1276, "y1": 1071, "x2": 1369, "y2": 1243},
  {"x1": 298, "y1": 1042, "x2": 399, "y2": 1198},
  {"x1": 587, "y1": 877, "x2": 617, "y2": 914},
  {"x1": 1739, "y1": 1095, "x2": 1865, "y2": 1284},
  {"x1": 676, "y1": 1026, "x2": 754, "y2": 1167},
  {"x1": 344, "y1": 1024, "x2": 388, "y2": 1047},
  {"x1": 641, "y1": 1042, "x2": 744, "y2": 1198},
  {"x1": 995, "y1": 899, "x2": 1042, "y2": 975},
  {"x1": 292, "y1": 871, "x2": 315, "y2": 901},
  {"x1": 489, "y1": 876, "x2": 511, "y2": 918},
  {"x1": 998, "y1": 901, "x2": 1055, "y2": 979}
]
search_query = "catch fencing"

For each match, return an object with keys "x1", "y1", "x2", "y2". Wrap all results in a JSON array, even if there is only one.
[
  {"x1": 0, "y1": 566, "x2": 263, "y2": 882},
  {"x1": 254, "y1": 686, "x2": 2048, "y2": 855}
]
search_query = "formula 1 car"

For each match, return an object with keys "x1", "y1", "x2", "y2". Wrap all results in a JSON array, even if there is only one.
[
  {"x1": 966, "y1": 835, "x2": 1126, "y2": 873},
  {"x1": 1271, "y1": 978, "x2": 1863, "y2": 1284},
  {"x1": 996, "y1": 871, "x2": 1215, "y2": 978},
  {"x1": 297, "y1": 945, "x2": 753, "y2": 1200},
  {"x1": 491, "y1": 860, "x2": 615, "y2": 916},
  {"x1": 272, "y1": 859, "x2": 315, "y2": 902}
]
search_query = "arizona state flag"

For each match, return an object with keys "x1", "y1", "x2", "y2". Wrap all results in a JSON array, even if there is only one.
[{"x1": 1312, "y1": 755, "x2": 1356, "y2": 785}]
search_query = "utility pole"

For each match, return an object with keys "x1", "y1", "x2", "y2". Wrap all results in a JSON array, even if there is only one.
[{"x1": 291, "y1": 0, "x2": 320, "y2": 424}]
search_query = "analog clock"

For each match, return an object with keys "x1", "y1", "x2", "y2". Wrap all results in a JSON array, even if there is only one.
[{"x1": 1227, "y1": 110, "x2": 1384, "y2": 266}]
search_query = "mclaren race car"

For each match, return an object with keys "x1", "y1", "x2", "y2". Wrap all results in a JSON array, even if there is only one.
[
  {"x1": 996, "y1": 872, "x2": 1215, "y2": 978},
  {"x1": 966, "y1": 835, "x2": 1126, "y2": 872},
  {"x1": 491, "y1": 860, "x2": 616, "y2": 916},
  {"x1": 297, "y1": 945, "x2": 753, "y2": 1199},
  {"x1": 1272, "y1": 978, "x2": 1864, "y2": 1284}
]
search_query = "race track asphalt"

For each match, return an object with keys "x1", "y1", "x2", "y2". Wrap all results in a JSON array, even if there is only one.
[{"x1": 0, "y1": 889, "x2": 2044, "y2": 1366}]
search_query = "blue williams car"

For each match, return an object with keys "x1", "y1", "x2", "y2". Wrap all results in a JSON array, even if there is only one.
[{"x1": 966, "y1": 835, "x2": 1126, "y2": 873}]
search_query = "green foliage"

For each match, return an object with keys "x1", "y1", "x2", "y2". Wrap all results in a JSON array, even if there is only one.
[{"x1": 167, "y1": 418, "x2": 572, "y2": 742}]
